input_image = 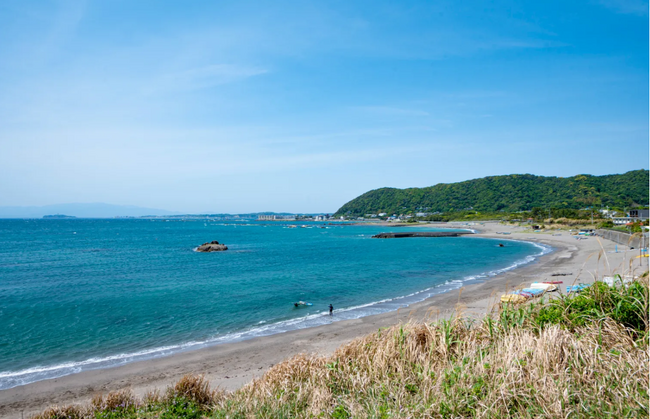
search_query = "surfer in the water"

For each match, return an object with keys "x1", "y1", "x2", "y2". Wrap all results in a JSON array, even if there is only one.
[{"x1": 329, "y1": 304, "x2": 333, "y2": 316}]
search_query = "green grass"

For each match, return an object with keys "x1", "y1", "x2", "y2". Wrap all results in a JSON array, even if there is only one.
[{"x1": 519, "y1": 278, "x2": 648, "y2": 339}]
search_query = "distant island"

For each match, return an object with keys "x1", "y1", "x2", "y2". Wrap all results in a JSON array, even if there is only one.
[
  {"x1": 42, "y1": 214, "x2": 77, "y2": 219},
  {"x1": 335, "y1": 170, "x2": 649, "y2": 217}
]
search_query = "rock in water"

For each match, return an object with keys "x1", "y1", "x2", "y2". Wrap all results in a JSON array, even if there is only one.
[{"x1": 196, "y1": 241, "x2": 228, "y2": 252}]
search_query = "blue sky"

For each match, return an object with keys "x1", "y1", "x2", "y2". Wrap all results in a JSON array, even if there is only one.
[{"x1": 0, "y1": 0, "x2": 647, "y2": 213}]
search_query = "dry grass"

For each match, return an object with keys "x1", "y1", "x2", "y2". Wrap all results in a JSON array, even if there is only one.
[
  {"x1": 166, "y1": 374, "x2": 224, "y2": 408},
  {"x1": 546, "y1": 218, "x2": 597, "y2": 227},
  {"x1": 91, "y1": 389, "x2": 138, "y2": 412},
  {"x1": 31, "y1": 375, "x2": 221, "y2": 419},
  {"x1": 32, "y1": 276, "x2": 649, "y2": 419},
  {"x1": 216, "y1": 317, "x2": 647, "y2": 418},
  {"x1": 32, "y1": 405, "x2": 86, "y2": 419}
]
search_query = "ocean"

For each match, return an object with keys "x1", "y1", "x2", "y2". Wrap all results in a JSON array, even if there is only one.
[{"x1": 0, "y1": 219, "x2": 549, "y2": 389}]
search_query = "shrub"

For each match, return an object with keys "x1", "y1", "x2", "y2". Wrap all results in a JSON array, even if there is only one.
[
  {"x1": 532, "y1": 277, "x2": 649, "y2": 340},
  {"x1": 159, "y1": 397, "x2": 202, "y2": 419},
  {"x1": 91, "y1": 390, "x2": 137, "y2": 412},
  {"x1": 165, "y1": 374, "x2": 219, "y2": 409},
  {"x1": 31, "y1": 405, "x2": 85, "y2": 419}
]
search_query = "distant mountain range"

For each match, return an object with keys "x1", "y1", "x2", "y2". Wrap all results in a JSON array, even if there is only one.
[
  {"x1": 0, "y1": 205, "x2": 331, "y2": 219},
  {"x1": 334, "y1": 170, "x2": 650, "y2": 216},
  {"x1": 0, "y1": 203, "x2": 182, "y2": 218}
]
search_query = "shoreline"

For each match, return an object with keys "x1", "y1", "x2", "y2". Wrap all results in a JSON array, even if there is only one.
[
  {"x1": 0, "y1": 222, "x2": 643, "y2": 418},
  {"x1": 0, "y1": 228, "x2": 544, "y2": 392}
]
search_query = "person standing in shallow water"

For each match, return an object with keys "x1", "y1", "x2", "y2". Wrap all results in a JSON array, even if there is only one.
[{"x1": 329, "y1": 304, "x2": 333, "y2": 316}]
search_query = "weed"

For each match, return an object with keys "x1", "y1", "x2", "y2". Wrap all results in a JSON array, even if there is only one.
[{"x1": 160, "y1": 397, "x2": 202, "y2": 419}]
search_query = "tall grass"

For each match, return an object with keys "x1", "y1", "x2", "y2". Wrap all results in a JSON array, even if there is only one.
[{"x1": 33, "y1": 274, "x2": 649, "y2": 419}]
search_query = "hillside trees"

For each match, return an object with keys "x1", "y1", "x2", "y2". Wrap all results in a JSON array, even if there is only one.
[{"x1": 335, "y1": 170, "x2": 649, "y2": 217}]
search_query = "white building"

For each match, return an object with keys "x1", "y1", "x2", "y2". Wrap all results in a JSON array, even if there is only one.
[
  {"x1": 257, "y1": 215, "x2": 296, "y2": 221},
  {"x1": 612, "y1": 209, "x2": 648, "y2": 225}
]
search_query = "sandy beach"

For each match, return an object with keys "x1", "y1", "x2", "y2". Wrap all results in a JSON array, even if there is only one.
[{"x1": 1, "y1": 222, "x2": 645, "y2": 418}]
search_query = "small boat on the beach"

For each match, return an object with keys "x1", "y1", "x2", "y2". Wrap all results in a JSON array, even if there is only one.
[
  {"x1": 603, "y1": 275, "x2": 635, "y2": 287},
  {"x1": 530, "y1": 282, "x2": 558, "y2": 292},
  {"x1": 500, "y1": 287, "x2": 546, "y2": 304},
  {"x1": 500, "y1": 293, "x2": 527, "y2": 304},
  {"x1": 543, "y1": 281, "x2": 563, "y2": 285},
  {"x1": 520, "y1": 287, "x2": 546, "y2": 297},
  {"x1": 293, "y1": 301, "x2": 313, "y2": 307},
  {"x1": 567, "y1": 284, "x2": 590, "y2": 293}
]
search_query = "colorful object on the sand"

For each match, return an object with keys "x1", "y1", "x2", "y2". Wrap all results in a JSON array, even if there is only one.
[
  {"x1": 500, "y1": 294, "x2": 528, "y2": 304},
  {"x1": 520, "y1": 288, "x2": 546, "y2": 297},
  {"x1": 293, "y1": 301, "x2": 313, "y2": 307},
  {"x1": 500, "y1": 287, "x2": 546, "y2": 304},
  {"x1": 530, "y1": 282, "x2": 558, "y2": 292},
  {"x1": 543, "y1": 281, "x2": 563, "y2": 284},
  {"x1": 567, "y1": 284, "x2": 590, "y2": 293},
  {"x1": 603, "y1": 275, "x2": 635, "y2": 287}
]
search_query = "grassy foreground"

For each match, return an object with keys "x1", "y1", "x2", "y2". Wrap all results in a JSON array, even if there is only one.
[{"x1": 36, "y1": 274, "x2": 648, "y2": 419}]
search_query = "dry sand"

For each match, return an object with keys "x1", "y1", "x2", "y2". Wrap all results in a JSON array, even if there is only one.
[{"x1": 1, "y1": 222, "x2": 645, "y2": 418}]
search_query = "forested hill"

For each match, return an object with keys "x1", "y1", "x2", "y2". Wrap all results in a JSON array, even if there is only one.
[{"x1": 334, "y1": 170, "x2": 649, "y2": 216}]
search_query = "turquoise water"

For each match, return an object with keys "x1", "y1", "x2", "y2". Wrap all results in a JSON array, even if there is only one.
[{"x1": 0, "y1": 219, "x2": 548, "y2": 389}]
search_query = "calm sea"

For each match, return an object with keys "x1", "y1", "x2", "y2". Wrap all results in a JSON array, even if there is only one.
[{"x1": 0, "y1": 219, "x2": 548, "y2": 389}]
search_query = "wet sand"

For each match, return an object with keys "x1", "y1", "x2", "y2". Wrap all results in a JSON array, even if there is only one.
[{"x1": 1, "y1": 222, "x2": 644, "y2": 418}]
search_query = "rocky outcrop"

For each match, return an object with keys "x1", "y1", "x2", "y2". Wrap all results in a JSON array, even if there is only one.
[
  {"x1": 196, "y1": 240, "x2": 228, "y2": 252},
  {"x1": 372, "y1": 231, "x2": 473, "y2": 238}
]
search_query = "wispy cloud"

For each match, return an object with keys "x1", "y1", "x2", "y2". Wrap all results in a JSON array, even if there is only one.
[
  {"x1": 599, "y1": 0, "x2": 648, "y2": 15},
  {"x1": 0, "y1": 127, "x2": 421, "y2": 180},
  {"x1": 29, "y1": 0, "x2": 87, "y2": 65},
  {"x1": 353, "y1": 106, "x2": 429, "y2": 117},
  {"x1": 149, "y1": 64, "x2": 268, "y2": 93},
  {"x1": 0, "y1": 1, "x2": 646, "y2": 212}
]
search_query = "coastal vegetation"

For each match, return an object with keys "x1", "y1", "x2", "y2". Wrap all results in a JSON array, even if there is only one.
[
  {"x1": 34, "y1": 273, "x2": 649, "y2": 418},
  {"x1": 334, "y1": 170, "x2": 649, "y2": 217},
  {"x1": 410, "y1": 208, "x2": 605, "y2": 223}
]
